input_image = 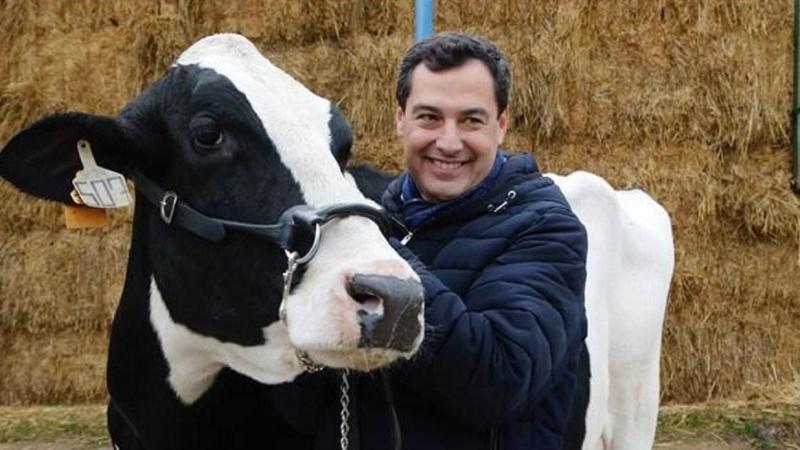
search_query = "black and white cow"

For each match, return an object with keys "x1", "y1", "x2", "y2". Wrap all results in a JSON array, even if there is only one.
[{"x1": 0, "y1": 34, "x2": 425, "y2": 449}]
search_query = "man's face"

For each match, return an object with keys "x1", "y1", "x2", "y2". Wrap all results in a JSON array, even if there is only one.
[{"x1": 396, "y1": 58, "x2": 508, "y2": 203}]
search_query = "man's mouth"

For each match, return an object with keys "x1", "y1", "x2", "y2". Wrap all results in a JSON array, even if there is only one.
[{"x1": 426, "y1": 157, "x2": 467, "y2": 170}]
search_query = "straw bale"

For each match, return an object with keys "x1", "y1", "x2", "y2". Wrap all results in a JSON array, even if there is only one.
[
  {"x1": 0, "y1": 226, "x2": 129, "y2": 335},
  {"x1": 437, "y1": 0, "x2": 793, "y2": 150},
  {"x1": 0, "y1": 330, "x2": 107, "y2": 405},
  {"x1": 0, "y1": 26, "x2": 140, "y2": 145},
  {"x1": 0, "y1": 181, "x2": 63, "y2": 234},
  {"x1": 1, "y1": 0, "x2": 800, "y2": 405},
  {"x1": 195, "y1": 0, "x2": 410, "y2": 46}
]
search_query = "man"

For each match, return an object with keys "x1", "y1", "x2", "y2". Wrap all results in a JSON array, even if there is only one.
[{"x1": 275, "y1": 32, "x2": 588, "y2": 450}]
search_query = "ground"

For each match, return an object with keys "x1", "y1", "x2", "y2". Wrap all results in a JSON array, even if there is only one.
[{"x1": 0, "y1": 402, "x2": 797, "y2": 449}]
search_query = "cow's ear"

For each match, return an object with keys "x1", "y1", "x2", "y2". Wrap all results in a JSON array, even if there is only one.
[
  {"x1": 328, "y1": 103, "x2": 353, "y2": 171},
  {"x1": 0, "y1": 112, "x2": 136, "y2": 204}
]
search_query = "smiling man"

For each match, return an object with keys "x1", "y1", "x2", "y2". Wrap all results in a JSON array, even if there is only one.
[
  {"x1": 396, "y1": 56, "x2": 508, "y2": 204},
  {"x1": 370, "y1": 33, "x2": 589, "y2": 450}
]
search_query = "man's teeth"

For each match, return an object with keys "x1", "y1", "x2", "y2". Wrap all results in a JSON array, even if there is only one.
[{"x1": 430, "y1": 159, "x2": 464, "y2": 170}]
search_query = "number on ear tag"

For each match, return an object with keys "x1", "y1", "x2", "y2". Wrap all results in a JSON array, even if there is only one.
[{"x1": 71, "y1": 139, "x2": 132, "y2": 208}]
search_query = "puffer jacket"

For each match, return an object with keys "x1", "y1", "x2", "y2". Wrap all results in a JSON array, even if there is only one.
[{"x1": 271, "y1": 152, "x2": 588, "y2": 450}]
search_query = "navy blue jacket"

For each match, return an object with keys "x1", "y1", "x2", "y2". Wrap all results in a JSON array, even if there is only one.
[{"x1": 271, "y1": 153, "x2": 587, "y2": 450}]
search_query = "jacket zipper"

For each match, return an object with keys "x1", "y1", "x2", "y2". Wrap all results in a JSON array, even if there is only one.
[{"x1": 486, "y1": 189, "x2": 517, "y2": 214}]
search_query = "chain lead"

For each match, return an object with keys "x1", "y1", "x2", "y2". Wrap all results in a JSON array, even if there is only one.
[{"x1": 340, "y1": 369, "x2": 351, "y2": 450}]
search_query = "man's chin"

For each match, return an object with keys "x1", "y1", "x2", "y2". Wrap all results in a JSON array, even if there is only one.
[{"x1": 418, "y1": 180, "x2": 471, "y2": 203}]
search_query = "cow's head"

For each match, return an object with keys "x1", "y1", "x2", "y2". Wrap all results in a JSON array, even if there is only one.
[{"x1": 0, "y1": 34, "x2": 423, "y2": 403}]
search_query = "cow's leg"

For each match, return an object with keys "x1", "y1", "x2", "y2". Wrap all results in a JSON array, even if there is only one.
[
  {"x1": 581, "y1": 284, "x2": 611, "y2": 450},
  {"x1": 606, "y1": 360, "x2": 660, "y2": 449},
  {"x1": 605, "y1": 189, "x2": 673, "y2": 449}
]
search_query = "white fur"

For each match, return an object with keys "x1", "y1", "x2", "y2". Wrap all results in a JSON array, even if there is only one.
[
  {"x1": 149, "y1": 277, "x2": 303, "y2": 404},
  {"x1": 546, "y1": 172, "x2": 674, "y2": 450}
]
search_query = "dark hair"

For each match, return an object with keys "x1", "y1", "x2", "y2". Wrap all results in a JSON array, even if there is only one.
[{"x1": 395, "y1": 32, "x2": 511, "y2": 115}]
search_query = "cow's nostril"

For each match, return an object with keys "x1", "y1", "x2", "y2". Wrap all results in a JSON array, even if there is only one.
[
  {"x1": 347, "y1": 281, "x2": 385, "y2": 315},
  {"x1": 347, "y1": 273, "x2": 424, "y2": 351}
]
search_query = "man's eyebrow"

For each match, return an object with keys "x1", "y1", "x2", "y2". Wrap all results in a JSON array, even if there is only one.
[
  {"x1": 461, "y1": 108, "x2": 490, "y2": 118},
  {"x1": 410, "y1": 104, "x2": 440, "y2": 114}
]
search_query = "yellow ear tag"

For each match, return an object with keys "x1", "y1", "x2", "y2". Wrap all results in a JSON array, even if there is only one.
[
  {"x1": 71, "y1": 139, "x2": 131, "y2": 208},
  {"x1": 64, "y1": 204, "x2": 108, "y2": 228}
]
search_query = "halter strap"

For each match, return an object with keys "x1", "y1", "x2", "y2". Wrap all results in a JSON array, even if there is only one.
[{"x1": 132, "y1": 171, "x2": 398, "y2": 253}]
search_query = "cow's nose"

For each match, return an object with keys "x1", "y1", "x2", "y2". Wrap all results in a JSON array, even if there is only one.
[{"x1": 347, "y1": 273, "x2": 424, "y2": 352}]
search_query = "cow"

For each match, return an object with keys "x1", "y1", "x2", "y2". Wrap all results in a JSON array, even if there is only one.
[
  {"x1": 0, "y1": 33, "x2": 426, "y2": 449},
  {"x1": 1, "y1": 33, "x2": 674, "y2": 450}
]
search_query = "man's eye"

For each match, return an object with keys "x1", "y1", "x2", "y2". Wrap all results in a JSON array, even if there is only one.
[
  {"x1": 417, "y1": 114, "x2": 437, "y2": 122},
  {"x1": 465, "y1": 117, "x2": 484, "y2": 125}
]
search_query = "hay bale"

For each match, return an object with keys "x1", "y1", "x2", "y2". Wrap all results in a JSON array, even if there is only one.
[
  {"x1": 0, "y1": 226, "x2": 129, "y2": 335},
  {"x1": 0, "y1": 330, "x2": 107, "y2": 405},
  {"x1": 1, "y1": 0, "x2": 799, "y2": 405},
  {"x1": 0, "y1": 181, "x2": 63, "y2": 234}
]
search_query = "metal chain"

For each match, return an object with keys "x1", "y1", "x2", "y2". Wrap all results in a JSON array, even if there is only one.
[{"x1": 339, "y1": 369, "x2": 351, "y2": 450}]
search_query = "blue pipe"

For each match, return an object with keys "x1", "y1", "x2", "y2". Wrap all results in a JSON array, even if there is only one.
[
  {"x1": 415, "y1": 0, "x2": 436, "y2": 42},
  {"x1": 793, "y1": 0, "x2": 800, "y2": 193}
]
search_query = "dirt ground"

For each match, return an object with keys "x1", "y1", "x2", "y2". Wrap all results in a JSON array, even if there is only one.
[
  {"x1": 0, "y1": 441, "x2": 756, "y2": 449},
  {"x1": 1, "y1": 403, "x2": 794, "y2": 450}
]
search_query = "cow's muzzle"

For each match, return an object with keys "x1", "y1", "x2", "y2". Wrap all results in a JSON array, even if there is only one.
[{"x1": 348, "y1": 273, "x2": 424, "y2": 352}]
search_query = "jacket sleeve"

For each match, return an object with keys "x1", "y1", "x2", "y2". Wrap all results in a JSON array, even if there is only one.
[{"x1": 391, "y1": 206, "x2": 587, "y2": 430}]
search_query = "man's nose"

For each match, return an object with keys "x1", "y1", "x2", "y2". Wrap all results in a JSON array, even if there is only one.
[{"x1": 436, "y1": 120, "x2": 463, "y2": 153}]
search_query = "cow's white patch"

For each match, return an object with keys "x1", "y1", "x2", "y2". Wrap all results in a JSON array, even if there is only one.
[
  {"x1": 547, "y1": 171, "x2": 673, "y2": 450},
  {"x1": 148, "y1": 278, "x2": 303, "y2": 404}
]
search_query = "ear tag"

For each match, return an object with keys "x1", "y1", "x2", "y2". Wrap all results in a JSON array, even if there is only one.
[
  {"x1": 64, "y1": 204, "x2": 108, "y2": 229},
  {"x1": 71, "y1": 139, "x2": 132, "y2": 208}
]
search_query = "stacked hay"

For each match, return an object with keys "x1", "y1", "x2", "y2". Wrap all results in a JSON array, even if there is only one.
[{"x1": 0, "y1": 0, "x2": 797, "y2": 405}]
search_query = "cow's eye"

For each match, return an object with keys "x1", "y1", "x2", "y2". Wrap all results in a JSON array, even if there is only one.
[{"x1": 191, "y1": 120, "x2": 224, "y2": 149}]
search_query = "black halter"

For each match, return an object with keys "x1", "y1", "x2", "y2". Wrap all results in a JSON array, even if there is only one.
[{"x1": 133, "y1": 171, "x2": 401, "y2": 260}]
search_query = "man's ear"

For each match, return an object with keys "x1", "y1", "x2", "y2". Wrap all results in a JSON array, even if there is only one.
[
  {"x1": 0, "y1": 112, "x2": 135, "y2": 204},
  {"x1": 395, "y1": 105, "x2": 405, "y2": 137},
  {"x1": 496, "y1": 108, "x2": 510, "y2": 145}
]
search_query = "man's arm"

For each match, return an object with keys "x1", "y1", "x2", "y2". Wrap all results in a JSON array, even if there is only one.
[{"x1": 391, "y1": 206, "x2": 587, "y2": 430}]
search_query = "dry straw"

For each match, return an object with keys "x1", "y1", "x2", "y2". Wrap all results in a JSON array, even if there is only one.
[{"x1": 0, "y1": 0, "x2": 798, "y2": 405}]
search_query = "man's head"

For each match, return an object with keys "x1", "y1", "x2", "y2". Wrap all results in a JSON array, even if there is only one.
[{"x1": 395, "y1": 32, "x2": 511, "y2": 203}]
